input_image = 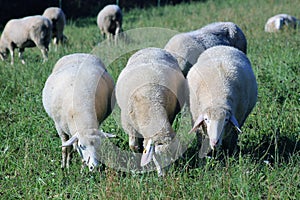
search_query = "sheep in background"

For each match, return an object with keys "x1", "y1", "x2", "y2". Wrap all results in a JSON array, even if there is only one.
[
  {"x1": 0, "y1": 15, "x2": 52, "y2": 65},
  {"x1": 187, "y1": 45, "x2": 257, "y2": 155},
  {"x1": 116, "y1": 47, "x2": 186, "y2": 176},
  {"x1": 97, "y1": 4, "x2": 123, "y2": 43},
  {"x1": 265, "y1": 14, "x2": 299, "y2": 32},
  {"x1": 42, "y1": 7, "x2": 67, "y2": 50},
  {"x1": 164, "y1": 22, "x2": 247, "y2": 76},
  {"x1": 42, "y1": 53, "x2": 115, "y2": 171}
]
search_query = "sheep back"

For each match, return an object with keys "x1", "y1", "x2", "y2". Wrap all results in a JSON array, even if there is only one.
[
  {"x1": 164, "y1": 22, "x2": 247, "y2": 76},
  {"x1": 116, "y1": 47, "x2": 186, "y2": 140},
  {"x1": 188, "y1": 45, "x2": 257, "y2": 123}
]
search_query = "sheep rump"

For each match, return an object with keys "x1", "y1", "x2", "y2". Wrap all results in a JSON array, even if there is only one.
[
  {"x1": 43, "y1": 7, "x2": 67, "y2": 47},
  {"x1": 97, "y1": 4, "x2": 123, "y2": 41}
]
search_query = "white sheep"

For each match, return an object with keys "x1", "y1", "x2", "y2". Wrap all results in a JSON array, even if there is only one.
[
  {"x1": 264, "y1": 14, "x2": 299, "y2": 32},
  {"x1": 97, "y1": 4, "x2": 123, "y2": 42},
  {"x1": 164, "y1": 22, "x2": 247, "y2": 76},
  {"x1": 0, "y1": 15, "x2": 52, "y2": 65},
  {"x1": 187, "y1": 45, "x2": 257, "y2": 155},
  {"x1": 115, "y1": 47, "x2": 186, "y2": 176},
  {"x1": 42, "y1": 53, "x2": 115, "y2": 171},
  {"x1": 42, "y1": 7, "x2": 67, "y2": 49}
]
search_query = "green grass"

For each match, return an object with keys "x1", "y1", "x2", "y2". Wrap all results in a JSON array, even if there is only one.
[{"x1": 1, "y1": 0, "x2": 300, "y2": 199}]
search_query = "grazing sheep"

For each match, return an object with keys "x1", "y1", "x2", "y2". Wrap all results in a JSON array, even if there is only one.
[
  {"x1": 42, "y1": 53, "x2": 115, "y2": 171},
  {"x1": 265, "y1": 14, "x2": 299, "y2": 32},
  {"x1": 0, "y1": 15, "x2": 52, "y2": 65},
  {"x1": 115, "y1": 47, "x2": 186, "y2": 176},
  {"x1": 97, "y1": 4, "x2": 123, "y2": 42},
  {"x1": 42, "y1": 7, "x2": 67, "y2": 49},
  {"x1": 164, "y1": 22, "x2": 247, "y2": 76},
  {"x1": 187, "y1": 45, "x2": 257, "y2": 155}
]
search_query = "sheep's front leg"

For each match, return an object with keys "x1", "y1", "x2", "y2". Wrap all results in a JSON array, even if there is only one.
[
  {"x1": 153, "y1": 156, "x2": 165, "y2": 177},
  {"x1": 129, "y1": 134, "x2": 144, "y2": 153},
  {"x1": 55, "y1": 124, "x2": 72, "y2": 169},
  {"x1": 121, "y1": 112, "x2": 143, "y2": 152}
]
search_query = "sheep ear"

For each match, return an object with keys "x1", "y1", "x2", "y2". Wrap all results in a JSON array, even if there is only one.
[
  {"x1": 189, "y1": 115, "x2": 204, "y2": 134},
  {"x1": 141, "y1": 139, "x2": 154, "y2": 167},
  {"x1": 101, "y1": 132, "x2": 116, "y2": 138},
  {"x1": 229, "y1": 115, "x2": 242, "y2": 133},
  {"x1": 62, "y1": 133, "x2": 79, "y2": 147}
]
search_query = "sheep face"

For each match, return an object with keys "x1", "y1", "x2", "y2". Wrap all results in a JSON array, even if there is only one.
[
  {"x1": 190, "y1": 108, "x2": 241, "y2": 150},
  {"x1": 202, "y1": 108, "x2": 230, "y2": 150},
  {"x1": 141, "y1": 136, "x2": 181, "y2": 176},
  {"x1": 62, "y1": 129, "x2": 115, "y2": 171}
]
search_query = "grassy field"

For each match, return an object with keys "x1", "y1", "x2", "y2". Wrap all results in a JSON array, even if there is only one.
[{"x1": 0, "y1": 0, "x2": 299, "y2": 199}]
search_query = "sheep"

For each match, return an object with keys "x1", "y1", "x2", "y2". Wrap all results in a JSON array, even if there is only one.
[
  {"x1": 42, "y1": 7, "x2": 67, "y2": 49},
  {"x1": 0, "y1": 15, "x2": 52, "y2": 65},
  {"x1": 164, "y1": 22, "x2": 247, "y2": 76},
  {"x1": 187, "y1": 45, "x2": 257, "y2": 155},
  {"x1": 264, "y1": 14, "x2": 299, "y2": 32},
  {"x1": 115, "y1": 47, "x2": 186, "y2": 176},
  {"x1": 42, "y1": 53, "x2": 115, "y2": 171},
  {"x1": 97, "y1": 4, "x2": 123, "y2": 43}
]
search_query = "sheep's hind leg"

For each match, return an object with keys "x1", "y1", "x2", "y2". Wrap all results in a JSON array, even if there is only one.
[
  {"x1": 8, "y1": 47, "x2": 14, "y2": 65},
  {"x1": 40, "y1": 47, "x2": 48, "y2": 63},
  {"x1": 18, "y1": 48, "x2": 25, "y2": 65}
]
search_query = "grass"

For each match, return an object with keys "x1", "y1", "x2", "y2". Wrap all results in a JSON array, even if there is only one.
[{"x1": 0, "y1": 0, "x2": 299, "y2": 199}]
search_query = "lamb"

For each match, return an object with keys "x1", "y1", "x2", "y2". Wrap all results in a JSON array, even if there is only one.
[
  {"x1": 42, "y1": 7, "x2": 67, "y2": 49},
  {"x1": 115, "y1": 47, "x2": 186, "y2": 176},
  {"x1": 0, "y1": 15, "x2": 52, "y2": 65},
  {"x1": 187, "y1": 45, "x2": 257, "y2": 155},
  {"x1": 164, "y1": 22, "x2": 247, "y2": 76},
  {"x1": 264, "y1": 14, "x2": 299, "y2": 32},
  {"x1": 97, "y1": 4, "x2": 123, "y2": 42},
  {"x1": 42, "y1": 53, "x2": 115, "y2": 171}
]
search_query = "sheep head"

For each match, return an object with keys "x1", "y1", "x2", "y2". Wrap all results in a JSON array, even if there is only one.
[
  {"x1": 0, "y1": 46, "x2": 8, "y2": 61},
  {"x1": 141, "y1": 135, "x2": 181, "y2": 175},
  {"x1": 62, "y1": 129, "x2": 115, "y2": 171},
  {"x1": 189, "y1": 108, "x2": 241, "y2": 150}
]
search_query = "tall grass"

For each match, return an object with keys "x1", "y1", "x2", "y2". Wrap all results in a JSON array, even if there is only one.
[{"x1": 0, "y1": 0, "x2": 299, "y2": 199}]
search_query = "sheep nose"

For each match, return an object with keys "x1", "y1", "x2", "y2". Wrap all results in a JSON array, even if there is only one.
[{"x1": 89, "y1": 165, "x2": 94, "y2": 171}]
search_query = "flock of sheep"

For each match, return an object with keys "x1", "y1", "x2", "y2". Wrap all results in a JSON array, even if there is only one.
[{"x1": 1, "y1": 4, "x2": 299, "y2": 176}]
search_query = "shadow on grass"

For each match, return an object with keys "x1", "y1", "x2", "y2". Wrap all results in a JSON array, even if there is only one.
[{"x1": 174, "y1": 133, "x2": 300, "y2": 172}]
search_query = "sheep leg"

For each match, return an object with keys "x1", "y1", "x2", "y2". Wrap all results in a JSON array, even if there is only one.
[
  {"x1": 18, "y1": 48, "x2": 25, "y2": 65},
  {"x1": 8, "y1": 47, "x2": 14, "y2": 65},
  {"x1": 153, "y1": 156, "x2": 165, "y2": 177},
  {"x1": 55, "y1": 123, "x2": 72, "y2": 169},
  {"x1": 53, "y1": 37, "x2": 58, "y2": 51},
  {"x1": 40, "y1": 47, "x2": 48, "y2": 63}
]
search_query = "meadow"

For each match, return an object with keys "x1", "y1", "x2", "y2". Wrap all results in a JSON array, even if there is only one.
[{"x1": 0, "y1": 0, "x2": 299, "y2": 199}]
